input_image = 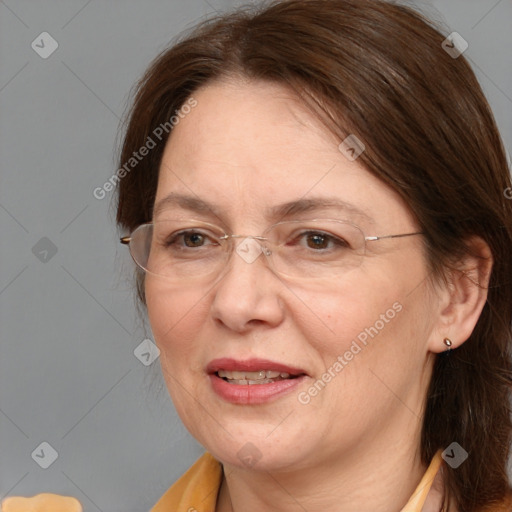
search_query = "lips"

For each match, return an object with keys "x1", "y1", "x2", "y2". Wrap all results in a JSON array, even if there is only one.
[{"x1": 207, "y1": 358, "x2": 308, "y2": 404}]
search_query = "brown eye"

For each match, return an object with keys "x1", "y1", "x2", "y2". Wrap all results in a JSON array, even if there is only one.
[
  {"x1": 183, "y1": 232, "x2": 206, "y2": 247},
  {"x1": 295, "y1": 231, "x2": 350, "y2": 251},
  {"x1": 165, "y1": 230, "x2": 217, "y2": 249},
  {"x1": 306, "y1": 233, "x2": 329, "y2": 249}
]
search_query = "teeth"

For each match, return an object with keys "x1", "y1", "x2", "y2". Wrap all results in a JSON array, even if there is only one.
[
  {"x1": 230, "y1": 379, "x2": 276, "y2": 385},
  {"x1": 217, "y1": 369, "x2": 293, "y2": 382}
]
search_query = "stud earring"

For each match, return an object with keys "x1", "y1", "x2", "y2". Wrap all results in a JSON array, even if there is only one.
[{"x1": 443, "y1": 338, "x2": 453, "y2": 353}]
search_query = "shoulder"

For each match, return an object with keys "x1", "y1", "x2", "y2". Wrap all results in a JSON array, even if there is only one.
[
  {"x1": 1, "y1": 493, "x2": 82, "y2": 512},
  {"x1": 151, "y1": 452, "x2": 223, "y2": 512}
]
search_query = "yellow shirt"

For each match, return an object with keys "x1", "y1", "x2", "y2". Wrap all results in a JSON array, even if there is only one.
[
  {"x1": 4, "y1": 452, "x2": 511, "y2": 511},
  {"x1": 151, "y1": 451, "x2": 444, "y2": 512}
]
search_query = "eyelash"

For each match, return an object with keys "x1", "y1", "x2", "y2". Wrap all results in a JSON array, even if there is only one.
[
  {"x1": 164, "y1": 230, "x2": 216, "y2": 248},
  {"x1": 164, "y1": 229, "x2": 350, "y2": 251}
]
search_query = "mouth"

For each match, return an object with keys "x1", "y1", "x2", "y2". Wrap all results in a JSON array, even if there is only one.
[
  {"x1": 206, "y1": 358, "x2": 308, "y2": 404},
  {"x1": 216, "y1": 369, "x2": 302, "y2": 385}
]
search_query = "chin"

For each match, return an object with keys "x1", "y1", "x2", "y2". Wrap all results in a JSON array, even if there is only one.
[{"x1": 189, "y1": 420, "x2": 318, "y2": 473}]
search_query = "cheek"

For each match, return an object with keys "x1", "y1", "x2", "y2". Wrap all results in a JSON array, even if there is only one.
[
  {"x1": 295, "y1": 265, "x2": 429, "y2": 373},
  {"x1": 291, "y1": 274, "x2": 401, "y2": 355},
  {"x1": 145, "y1": 283, "x2": 211, "y2": 430},
  {"x1": 145, "y1": 282, "x2": 209, "y2": 364}
]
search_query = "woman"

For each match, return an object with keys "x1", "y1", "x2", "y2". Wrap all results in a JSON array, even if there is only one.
[
  {"x1": 3, "y1": 0, "x2": 511, "y2": 511},
  {"x1": 115, "y1": 0, "x2": 512, "y2": 510}
]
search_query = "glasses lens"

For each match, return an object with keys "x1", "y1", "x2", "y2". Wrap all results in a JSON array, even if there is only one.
[
  {"x1": 129, "y1": 220, "x2": 228, "y2": 281},
  {"x1": 265, "y1": 219, "x2": 365, "y2": 278},
  {"x1": 127, "y1": 219, "x2": 366, "y2": 282}
]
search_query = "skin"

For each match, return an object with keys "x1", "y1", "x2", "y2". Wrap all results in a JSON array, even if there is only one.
[{"x1": 145, "y1": 78, "x2": 491, "y2": 512}]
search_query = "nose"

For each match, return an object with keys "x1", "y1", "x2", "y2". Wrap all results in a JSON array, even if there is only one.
[{"x1": 209, "y1": 237, "x2": 285, "y2": 333}]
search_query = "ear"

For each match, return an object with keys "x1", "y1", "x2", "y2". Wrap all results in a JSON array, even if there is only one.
[{"x1": 427, "y1": 236, "x2": 493, "y2": 354}]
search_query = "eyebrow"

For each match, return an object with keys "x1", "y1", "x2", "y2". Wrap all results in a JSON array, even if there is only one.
[{"x1": 152, "y1": 192, "x2": 374, "y2": 224}]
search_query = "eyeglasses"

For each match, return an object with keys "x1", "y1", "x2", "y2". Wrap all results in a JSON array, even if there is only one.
[{"x1": 120, "y1": 218, "x2": 423, "y2": 283}]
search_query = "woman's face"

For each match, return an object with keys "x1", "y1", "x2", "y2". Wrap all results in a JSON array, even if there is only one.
[{"x1": 145, "y1": 79, "x2": 439, "y2": 471}]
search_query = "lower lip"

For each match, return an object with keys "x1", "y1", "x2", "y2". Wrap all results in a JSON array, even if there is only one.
[{"x1": 209, "y1": 374, "x2": 307, "y2": 404}]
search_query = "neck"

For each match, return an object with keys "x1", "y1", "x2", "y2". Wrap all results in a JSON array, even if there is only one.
[{"x1": 216, "y1": 428, "x2": 438, "y2": 512}]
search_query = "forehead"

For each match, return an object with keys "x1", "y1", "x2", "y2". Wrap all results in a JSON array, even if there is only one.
[
  {"x1": 163, "y1": 78, "x2": 337, "y2": 168},
  {"x1": 154, "y1": 80, "x2": 413, "y2": 230}
]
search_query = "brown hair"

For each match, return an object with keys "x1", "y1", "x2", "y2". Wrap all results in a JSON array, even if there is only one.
[{"x1": 115, "y1": 1, "x2": 512, "y2": 509}]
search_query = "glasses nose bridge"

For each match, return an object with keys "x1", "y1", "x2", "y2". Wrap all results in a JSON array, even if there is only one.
[
  {"x1": 221, "y1": 233, "x2": 273, "y2": 269},
  {"x1": 225, "y1": 234, "x2": 268, "y2": 243}
]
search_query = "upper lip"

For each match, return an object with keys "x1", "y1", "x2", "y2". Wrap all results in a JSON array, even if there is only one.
[{"x1": 207, "y1": 358, "x2": 307, "y2": 376}]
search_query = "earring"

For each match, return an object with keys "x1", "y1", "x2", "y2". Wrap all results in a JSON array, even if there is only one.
[{"x1": 443, "y1": 338, "x2": 453, "y2": 354}]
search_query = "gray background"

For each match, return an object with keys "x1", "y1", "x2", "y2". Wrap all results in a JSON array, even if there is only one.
[{"x1": 1, "y1": 0, "x2": 511, "y2": 510}]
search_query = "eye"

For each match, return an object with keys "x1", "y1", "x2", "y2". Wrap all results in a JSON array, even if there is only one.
[
  {"x1": 165, "y1": 229, "x2": 219, "y2": 249},
  {"x1": 293, "y1": 231, "x2": 350, "y2": 251}
]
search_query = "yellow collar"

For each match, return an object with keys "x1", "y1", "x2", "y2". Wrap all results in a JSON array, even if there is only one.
[
  {"x1": 401, "y1": 451, "x2": 443, "y2": 511},
  {"x1": 151, "y1": 451, "x2": 444, "y2": 512}
]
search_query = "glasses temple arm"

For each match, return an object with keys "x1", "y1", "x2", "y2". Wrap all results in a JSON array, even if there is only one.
[{"x1": 365, "y1": 232, "x2": 424, "y2": 242}]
